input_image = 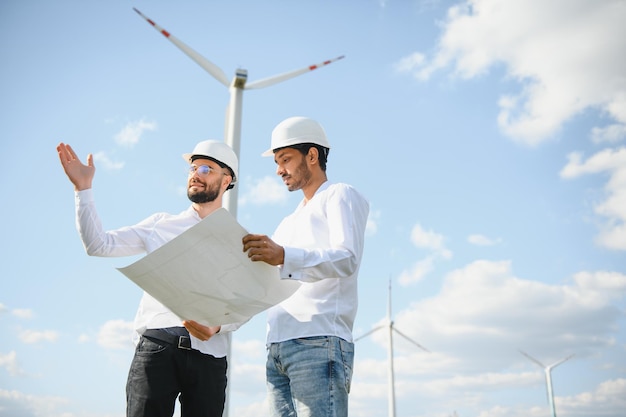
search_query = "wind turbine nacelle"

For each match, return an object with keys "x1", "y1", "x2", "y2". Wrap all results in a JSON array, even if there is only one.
[{"x1": 232, "y1": 69, "x2": 248, "y2": 89}]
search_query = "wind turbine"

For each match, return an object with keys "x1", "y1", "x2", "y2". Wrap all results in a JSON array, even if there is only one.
[
  {"x1": 133, "y1": 8, "x2": 345, "y2": 416},
  {"x1": 133, "y1": 7, "x2": 344, "y2": 217},
  {"x1": 519, "y1": 350, "x2": 574, "y2": 417},
  {"x1": 355, "y1": 279, "x2": 429, "y2": 417}
]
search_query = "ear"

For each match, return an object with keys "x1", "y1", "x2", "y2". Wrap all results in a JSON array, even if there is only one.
[
  {"x1": 307, "y1": 147, "x2": 319, "y2": 165},
  {"x1": 221, "y1": 175, "x2": 232, "y2": 192}
]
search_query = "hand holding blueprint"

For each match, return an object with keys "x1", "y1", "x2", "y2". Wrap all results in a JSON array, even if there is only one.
[{"x1": 117, "y1": 208, "x2": 300, "y2": 326}]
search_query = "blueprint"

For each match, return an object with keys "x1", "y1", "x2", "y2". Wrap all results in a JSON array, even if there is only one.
[{"x1": 117, "y1": 208, "x2": 300, "y2": 326}]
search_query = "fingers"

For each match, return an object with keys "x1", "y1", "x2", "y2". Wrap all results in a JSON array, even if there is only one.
[
  {"x1": 57, "y1": 143, "x2": 89, "y2": 165},
  {"x1": 242, "y1": 235, "x2": 284, "y2": 266},
  {"x1": 242, "y1": 233, "x2": 265, "y2": 244},
  {"x1": 57, "y1": 143, "x2": 81, "y2": 166},
  {"x1": 242, "y1": 234, "x2": 269, "y2": 252},
  {"x1": 183, "y1": 320, "x2": 202, "y2": 339},
  {"x1": 183, "y1": 320, "x2": 220, "y2": 341},
  {"x1": 57, "y1": 143, "x2": 71, "y2": 164}
]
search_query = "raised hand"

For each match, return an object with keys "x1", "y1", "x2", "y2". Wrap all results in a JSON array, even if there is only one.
[{"x1": 56, "y1": 142, "x2": 95, "y2": 191}]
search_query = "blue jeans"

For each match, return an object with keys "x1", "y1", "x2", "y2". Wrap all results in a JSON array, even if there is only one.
[
  {"x1": 126, "y1": 335, "x2": 227, "y2": 417},
  {"x1": 266, "y1": 336, "x2": 354, "y2": 417}
]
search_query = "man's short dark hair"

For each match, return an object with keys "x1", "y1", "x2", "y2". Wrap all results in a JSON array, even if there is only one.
[{"x1": 289, "y1": 143, "x2": 330, "y2": 171}]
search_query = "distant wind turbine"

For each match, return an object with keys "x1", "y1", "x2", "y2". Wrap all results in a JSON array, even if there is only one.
[
  {"x1": 133, "y1": 7, "x2": 344, "y2": 216},
  {"x1": 355, "y1": 279, "x2": 429, "y2": 417},
  {"x1": 133, "y1": 9, "x2": 344, "y2": 417},
  {"x1": 519, "y1": 350, "x2": 574, "y2": 417}
]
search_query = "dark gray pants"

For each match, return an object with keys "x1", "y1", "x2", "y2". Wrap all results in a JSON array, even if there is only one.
[{"x1": 126, "y1": 333, "x2": 227, "y2": 417}]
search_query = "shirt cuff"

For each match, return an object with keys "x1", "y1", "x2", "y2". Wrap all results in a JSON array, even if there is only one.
[
  {"x1": 75, "y1": 188, "x2": 94, "y2": 206},
  {"x1": 280, "y1": 246, "x2": 305, "y2": 280}
]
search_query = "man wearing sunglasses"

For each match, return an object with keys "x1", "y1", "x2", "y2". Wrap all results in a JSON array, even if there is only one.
[{"x1": 57, "y1": 139, "x2": 241, "y2": 417}]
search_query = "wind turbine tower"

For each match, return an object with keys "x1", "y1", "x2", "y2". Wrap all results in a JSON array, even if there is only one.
[
  {"x1": 519, "y1": 350, "x2": 574, "y2": 417},
  {"x1": 355, "y1": 279, "x2": 429, "y2": 417},
  {"x1": 133, "y1": 9, "x2": 344, "y2": 416}
]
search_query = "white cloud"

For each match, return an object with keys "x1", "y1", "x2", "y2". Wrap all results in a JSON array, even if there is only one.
[
  {"x1": 353, "y1": 262, "x2": 626, "y2": 416},
  {"x1": 393, "y1": 52, "x2": 425, "y2": 74},
  {"x1": 560, "y1": 147, "x2": 626, "y2": 250},
  {"x1": 573, "y1": 270, "x2": 626, "y2": 295},
  {"x1": 93, "y1": 151, "x2": 125, "y2": 171},
  {"x1": 399, "y1": 223, "x2": 453, "y2": 284},
  {"x1": 90, "y1": 119, "x2": 157, "y2": 172},
  {"x1": 560, "y1": 148, "x2": 626, "y2": 178},
  {"x1": 11, "y1": 308, "x2": 34, "y2": 319},
  {"x1": 560, "y1": 378, "x2": 626, "y2": 417},
  {"x1": 0, "y1": 305, "x2": 35, "y2": 320},
  {"x1": 97, "y1": 319, "x2": 135, "y2": 350},
  {"x1": 0, "y1": 351, "x2": 23, "y2": 377},
  {"x1": 467, "y1": 379, "x2": 626, "y2": 417},
  {"x1": 397, "y1": 0, "x2": 626, "y2": 146},
  {"x1": 475, "y1": 404, "x2": 553, "y2": 417},
  {"x1": 114, "y1": 119, "x2": 157, "y2": 148},
  {"x1": 233, "y1": 338, "x2": 265, "y2": 360},
  {"x1": 231, "y1": 398, "x2": 270, "y2": 417},
  {"x1": 410, "y1": 223, "x2": 450, "y2": 256},
  {"x1": 392, "y1": 261, "x2": 625, "y2": 368},
  {"x1": 468, "y1": 233, "x2": 502, "y2": 246},
  {"x1": 239, "y1": 175, "x2": 288, "y2": 206},
  {"x1": 0, "y1": 389, "x2": 70, "y2": 417},
  {"x1": 18, "y1": 329, "x2": 58, "y2": 344},
  {"x1": 398, "y1": 256, "x2": 435, "y2": 285},
  {"x1": 591, "y1": 124, "x2": 626, "y2": 144},
  {"x1": 366, "y1": 209, "x2": 380, "y2": 236}
]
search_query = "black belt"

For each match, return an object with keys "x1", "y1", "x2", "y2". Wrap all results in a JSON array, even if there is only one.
[{"x1": 143, "y1": 328, "x2": 193, "y2": 350}]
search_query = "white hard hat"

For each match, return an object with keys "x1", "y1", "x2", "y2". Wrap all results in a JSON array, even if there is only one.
[
  {"x1": 182, "y1": 140, "x2": 238, "y2": 189},
  {"x1": 262, "y1": 116, "x2": 330, "y2": 157}
]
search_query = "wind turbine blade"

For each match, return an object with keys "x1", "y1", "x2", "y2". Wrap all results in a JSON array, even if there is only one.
[
  {"x1": 246, "y1": 55, "x2": 345, "y2": 90},
  {"x1": 548, "y1": 353, "x2": 574, "y2": 370},
  {"x1": 354, "y1": 324, "x2": 385, "y2": 342},
  {"x1": 393, "y1": 328, "x2": 430, "y2": 352},
  {"x1": 519, "y1": 350, "x2": 546, "y2": 368},
  {"x1": 133, "y1": 8, "x2": 230, "y2": 87}
]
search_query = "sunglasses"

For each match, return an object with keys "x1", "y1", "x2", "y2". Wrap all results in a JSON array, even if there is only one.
[{"x1": 188, "y1": 164, "x2": 231, "y2": 178}]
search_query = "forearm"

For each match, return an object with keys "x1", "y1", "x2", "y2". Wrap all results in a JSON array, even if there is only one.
[
  {"x1": 280, "y1": 246, "x2": 359, "y2": 281},
  {"x1": 75, "y1": 189, "x2": 145, "y2": 257}
]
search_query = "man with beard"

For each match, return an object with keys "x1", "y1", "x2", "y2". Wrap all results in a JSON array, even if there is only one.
[
  {"x1": 241, "y1": 116, "x2": 370, "y2": 417},
  {"x1": 57, "y1": 140, "x2": 242, "y2": 417}
]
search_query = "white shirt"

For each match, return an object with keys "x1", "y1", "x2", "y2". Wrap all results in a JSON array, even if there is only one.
[
  {"x1": 266, "y1": 182, "x2": 370, "y2": 344},
  {"x1": 75, "y1": 189, "x2": 240, "y2": 357}
]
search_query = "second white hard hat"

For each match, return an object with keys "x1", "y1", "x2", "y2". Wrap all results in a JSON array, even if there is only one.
[{"x1": 262, "y1": 116, "x2": 330, "y2": 157}]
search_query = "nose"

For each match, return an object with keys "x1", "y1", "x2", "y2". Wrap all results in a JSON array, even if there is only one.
[
  {"x1": 276, "y1": 164, "x2": 285, "y2": 176},
  {"x1": 189, "y1": 170, "x2": 203, "y2": 181}
]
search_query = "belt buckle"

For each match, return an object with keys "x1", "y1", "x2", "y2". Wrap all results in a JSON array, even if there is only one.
[{"x1": 178, "y1": 336, "x2": 192, "y2": 350}]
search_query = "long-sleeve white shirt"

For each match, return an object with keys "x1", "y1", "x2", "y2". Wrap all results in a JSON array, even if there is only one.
[
  {"x1": 75, "y1": 189, "x2": 240, "y2": 357},
  {"x1": 267, "y1": 182, "x2": 370, "y2": 344}
]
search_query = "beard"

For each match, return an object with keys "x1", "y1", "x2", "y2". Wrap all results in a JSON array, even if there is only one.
[
  {"x1": 285, "y1": 156, "x2": 312, "y2": 192},
  {"x1": 187, "y1": 180, "x2": 220, "y2": 203}
]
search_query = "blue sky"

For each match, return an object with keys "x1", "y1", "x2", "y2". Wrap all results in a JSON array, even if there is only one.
[{"x1": 1, "y1": 1, "x2": 625, "y2": 416}]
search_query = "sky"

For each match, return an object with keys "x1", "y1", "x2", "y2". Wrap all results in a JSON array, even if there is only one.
[{"x1": 1, "y1": 0, "x2": 625, "y2": 416}]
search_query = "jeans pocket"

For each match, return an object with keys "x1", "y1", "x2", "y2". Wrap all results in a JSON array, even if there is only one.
[
  {"x1": 339, "y1": 338, "x2": 355, "y2": 393},
  {"x1": 136, "y1": 336, "x2": 169, "y2": 356},
  {"x1": 293, "y1": 335, "x2": 329, "y2": 347}
]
